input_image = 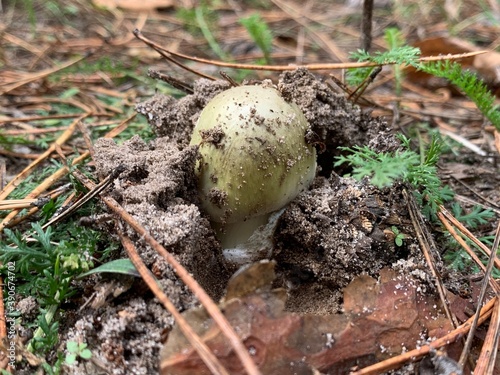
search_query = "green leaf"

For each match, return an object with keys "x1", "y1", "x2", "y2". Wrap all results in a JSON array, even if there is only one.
[
  {"x1": 240, "y1": 14, "x2": 273, "y2": 63},
  {"x1": 79, "y1": 348, "x2": 92, "y2": 359},
  {"x1": 451, "y1": 203, "x2": 495, "y2": 229},
  {"x1": 65, "y1": 353, "x2": 77, "y2": 365},
  {"x1": 78, "y1": 259, "x2": 140, "y2": 278},
  {"x1": 395, "y1": 236, "x2": 403, "y2": 247},
  {"x1": 60, "y1": 87, "x2": 80, "y2": 99},
  {"x1": 335, "y1": 146, "x2": 420, "y2": 188}
]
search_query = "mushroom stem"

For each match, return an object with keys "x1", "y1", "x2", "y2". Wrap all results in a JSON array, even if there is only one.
[
  {"x1": 213, "y1": 214, "x2": 270, "y2": 249},
  {"x1": 221, "y1": 208, "x2": 286, "y2": 267}
]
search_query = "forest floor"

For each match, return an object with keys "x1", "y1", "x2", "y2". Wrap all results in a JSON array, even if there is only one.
[{"x1": 1, "y1": 1, "x2": 500, "y2": 374}]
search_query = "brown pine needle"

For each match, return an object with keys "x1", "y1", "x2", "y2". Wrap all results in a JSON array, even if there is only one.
[
  {"x1": 133, "y1": 29, "x2": 489, "y2": 72},
  {"x1": 0, "y1": 54, "x2": 88, "y2": 95},
  {"x1": 350, "y1": 297, "x2": 496, "y2": 375},
  {"x1": 458, "y1": 221, "x2": 500, "y2": 367},
  {"x1": 438, "y1": 212, "x2": 500, "y2": 293},
  {"x1": 0, "y1": 199, "x2": 38, "y2": 210},
  {"x1": 0, "y1": 113, "x2": 134, "y2": 230},
  {"x1": 118, "y1": 231, "x2": 231, "y2": 375},
  {"x1": 404, "y1": 190, "x2": 458, "y2": 327},
  {"x1": 474, "y1": 299, "x2": 500, "y2": 374},
  {"x1": 439, "y1": 206, "x2": 500, "y2": 271},
  {"x1": 0, "y1": 114, "x2": 88, "y2": 203}
]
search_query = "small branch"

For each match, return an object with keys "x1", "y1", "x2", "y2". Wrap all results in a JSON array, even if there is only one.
[
  {"x1": 404, "y1": 190, "x2": 458, "y2": 327},
  {"x1": 361, "y1": 0, "x2": 374, "y2": 51},
  {"x1": 474, "y1": 299, "x2": 500, "y2": 373},
  {"x1": 350, "y1": 297, "x2": 496, "y2": 375},
  {"x1": 148, "y1": 70, "x2": 194, "y2": 94},
  {"x1": 458, "y1": 221, "x2": 500, "y2": 366},
  {"x1": 439, "y1": 206, "x2": 500, "y2": 270},
  {"x1": 133, "y1": 29, "x2": 488, "y2": 71}
]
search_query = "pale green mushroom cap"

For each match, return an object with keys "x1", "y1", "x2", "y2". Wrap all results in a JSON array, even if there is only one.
[{"x1": 190, "y1": 84, "x2": 317, "y2": 224}]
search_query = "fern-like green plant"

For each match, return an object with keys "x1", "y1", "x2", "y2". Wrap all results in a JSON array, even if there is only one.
[
  {"x1": 0, "y1": 220, "x2": 114, "y2": 355},
  {"x1": 348, "y1": 27, "x2": 500, "y2": 130},
  {"x1": 450, "y1": 202, "x2": 495, "y2": 229},
  {"x1": 347, "y1": 45, "x2": 420, "y2": 87},
  {"x1": 240, "y1": 13, "x2": 273, "y2": 64},
  {"x1": 334, "y1": 134, "x2": 454, "y2": 220},
  {"x1": 334, "y1": 145, "x2": 419, "y2": 188},
  {"x1": 383, "y1": 28, "x2": 407, "y2": 96},
  {"x1": 418, "y1": 60, "x2": 500, "y2": 130}
]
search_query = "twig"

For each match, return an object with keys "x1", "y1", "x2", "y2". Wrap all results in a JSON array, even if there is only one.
[
  {"x1": 0, "y1": 151, "x2": 90, "y2": 231},
  {"x1": 0, "y1": 54, "x2": 88, "y2": 95},
  {"x1": 361, "y1": 0, "x2": 374, "y2": 51},
  {"x1": 451, "y1": 179, "x2": 500, "y2": 211},
  {"x1": 118, "y1": 230, "x2": 231, "y2": 375},
  {"x1": 440, "y1": 129, "x2": 492, "y2": 164},
  {"x1": 133, "y1": 30, "x2": 216, "y2": 81},
  {"x1": 349, "y1": 66, "x2": 382, "y2": 103},
  {"x1": 219, "y1": 71, "x2": 239, "y2": 87},
  {"x1": 0, "y1": 113, "x2": 81, "y2": 124},
  {"x1": 458, "y1": 221, "x2": 500, "y2": 366},
  {"x1": 148, "y1": 70, "x2": 194, "y2": 94},
  {"x1": 1, "y1": 113, "x2": 135, "y2": 229},
  {"x1": 39, "y1": 166, "x2": 124, "y2": 231},
  {"x1": 475, "y1": 299, "x2": 500, "y2": 374},
  {"x1": 0, "y1": 117, "x2": 116, "y2": 136},
  {"x1": 439, "y1": 206, "x2": 500, "y2": 270},
  {"x1": 0, "y1": 114, "x2": 88, "y2": 213},
  {"x1": 438, "y1": 213, "x2": 487, "y2": 274},
  {"x1": 0, "y1": 188, "x2": 69, "y2": 211},
  {"x1": 438, "y1": 212, "x2": 500, "y2": 294},
  {"x1": 133, "y1": 29, "x2": 488, "y2": 71},
  {"x1": 73, "y1": 174, "x2": 262, "y2": 375},
  {"x1": 404, "y1": 190, "x2": 458, "y2": 327}
]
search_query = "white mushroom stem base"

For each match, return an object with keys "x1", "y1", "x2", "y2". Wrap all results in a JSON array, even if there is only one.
[
  {"x1": 215, "y1": 209, "x2": 286, "y2": 267},
  {"x1": 213, "y1": 214, "x2": 270, "y2": 249}
]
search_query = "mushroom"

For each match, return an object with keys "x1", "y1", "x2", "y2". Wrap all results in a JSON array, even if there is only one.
[{"x1": 190, "y1": 84, "x2": 316, "y2": 251}]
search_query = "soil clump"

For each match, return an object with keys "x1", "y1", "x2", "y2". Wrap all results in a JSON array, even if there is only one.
[{"x1": 71, "y1": 68, "x2": 436, "y2": 374}]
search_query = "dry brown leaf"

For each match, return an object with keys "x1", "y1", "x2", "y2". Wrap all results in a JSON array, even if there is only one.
[
  {"x1": 495, "y1": 130, "x2": 500, "y2": 154},
  {"x1": 160, "y1": 267, "x2": 461, "y2": 374},
  {"x1": 473, "y1": 51, "x2": 500, "y2": 85}
]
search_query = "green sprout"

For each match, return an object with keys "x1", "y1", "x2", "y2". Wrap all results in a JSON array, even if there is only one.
[
  {"x1": 65, "y1": 341, "x2": 92, "y2": 365},
  {"x1": 391, "y1": 226, "x2": 407, "y2": 247},
  {"x1": 240, "y1": 13, "x2": 273, "y2": 64}
]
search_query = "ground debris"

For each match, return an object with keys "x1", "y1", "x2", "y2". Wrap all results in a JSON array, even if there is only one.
[{"x1": 160, "y1": 265, "x2": 458, "y2": 375}]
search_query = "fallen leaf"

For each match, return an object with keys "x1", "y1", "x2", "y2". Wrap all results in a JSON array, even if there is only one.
[
  {"x1": 160, "y1": 267, "x2": 460, "y2": 374},
  {"x1": 407, "y1": 36, "x2": 500, "y2": 91}
]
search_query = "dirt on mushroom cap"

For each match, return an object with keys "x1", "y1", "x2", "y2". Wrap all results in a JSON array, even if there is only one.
[{"x1": 190, "y1": 84, "x2": 317, "y2": 224}]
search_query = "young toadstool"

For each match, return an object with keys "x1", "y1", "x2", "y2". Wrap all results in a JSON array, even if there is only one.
[{"x1": 190, "y1": 84, "x2": 316, "y2": 250}]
